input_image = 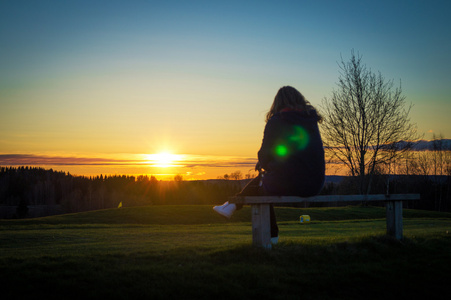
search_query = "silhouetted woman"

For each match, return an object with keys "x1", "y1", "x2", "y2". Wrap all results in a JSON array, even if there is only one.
[{"x1": 214, "y1": 86, "x2": 325, "y2": 244}]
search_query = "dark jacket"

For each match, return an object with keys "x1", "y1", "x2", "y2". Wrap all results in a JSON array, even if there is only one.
[{"x1": 258, "y1": 109, "x2": 325, "y2": 196}]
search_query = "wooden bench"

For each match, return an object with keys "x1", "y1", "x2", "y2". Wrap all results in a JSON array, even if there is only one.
[{"x1": 230, "y1": 194, "x2": 421, "y2": 249}]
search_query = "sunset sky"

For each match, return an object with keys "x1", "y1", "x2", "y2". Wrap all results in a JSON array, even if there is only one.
[{"x1": 1, "y1": 0, "x2": 450, "y2": 180}]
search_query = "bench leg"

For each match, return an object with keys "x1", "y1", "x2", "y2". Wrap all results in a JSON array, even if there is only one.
[
  {"x1": 386, "y1": 201, "x2": 403, "y2": 240},
  {"x1": 251, "y1": 204, "x2": 272, "y2": 249}
]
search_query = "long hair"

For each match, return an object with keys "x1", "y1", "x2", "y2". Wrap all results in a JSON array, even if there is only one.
[{"x1": 265, "y1": 86, "x2": 323, "y2": 123}]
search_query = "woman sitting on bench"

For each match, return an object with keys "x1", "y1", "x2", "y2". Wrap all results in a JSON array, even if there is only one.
[{"x1": 213, "y1": 86, "x2": 326, "y2": 244}]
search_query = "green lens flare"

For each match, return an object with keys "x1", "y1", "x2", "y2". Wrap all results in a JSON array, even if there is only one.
[
  {"x1": 290, "y1": 126, "x2": 309, "y2": 150},
  {"x1": 275, "y1": 145, "x2": 288, "y2": 156},
  {"x1": 273, "y1": 126, "x2": 310, "y2": 159}
]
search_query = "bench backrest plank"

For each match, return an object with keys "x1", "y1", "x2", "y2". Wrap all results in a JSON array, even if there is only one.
[{"x1": 232, "y1": 194, "x2": 420, "y2": 204}]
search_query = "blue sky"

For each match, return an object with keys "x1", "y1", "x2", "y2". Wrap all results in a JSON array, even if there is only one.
[{"x1": 1, "y1": 0, "x2": 450, "y2": 178}]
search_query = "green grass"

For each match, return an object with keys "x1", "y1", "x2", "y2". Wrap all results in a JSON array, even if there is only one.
[{"x1": 1, "y1": 205, "x2": 450, "y2": 299}]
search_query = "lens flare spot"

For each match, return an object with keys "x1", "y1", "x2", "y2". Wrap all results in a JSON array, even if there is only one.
[
  {"x1": 290, "y1": 126, "x2": 309, "y2": 150},
  {"x1": 275, "y1": 145, "x2": 288, "y2": 157}
]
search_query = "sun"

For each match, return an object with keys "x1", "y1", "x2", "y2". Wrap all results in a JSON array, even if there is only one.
[{"x1": 145, "y1": 152, "x2": 182, "y2": 168}]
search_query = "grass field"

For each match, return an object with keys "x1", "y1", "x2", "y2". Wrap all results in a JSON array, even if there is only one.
[{"x1": 1, "y1": 205, "x2": 450, "y2": 299}]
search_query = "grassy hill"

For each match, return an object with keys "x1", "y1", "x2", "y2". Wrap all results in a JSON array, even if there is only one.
[
  {"x1": 3, "y1": 204, "x2": 449, "y2": 225},
  {"x1": 1, "y1": 205, "x2": 450, "y2": 299}
]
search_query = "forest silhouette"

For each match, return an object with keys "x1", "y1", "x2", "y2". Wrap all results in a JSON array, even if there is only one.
[{"x1": 1, "y1": 160, "x2": 450, "y2": 219}]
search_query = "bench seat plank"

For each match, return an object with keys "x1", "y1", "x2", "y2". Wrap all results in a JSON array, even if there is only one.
[{"x1": 230, "y1": 194, "x2": 420, "y2": 204}]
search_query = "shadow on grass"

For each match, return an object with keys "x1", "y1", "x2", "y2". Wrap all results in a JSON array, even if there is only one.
[
  {"x1": 2, "y1": 234, "x2": 450, "y2": 300},
  {"x1": 203, "y1": 234, "x2": 451, "y2": 299}
]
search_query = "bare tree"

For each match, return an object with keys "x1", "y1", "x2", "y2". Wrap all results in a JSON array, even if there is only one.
[
  {"x1": 320, "y1": 51, "x2": 419, "y2": 194},
  {"x1": 173, "y1": 174, "x2": 184, "y2": 182},
  {"x1": 229, "y1": 171, "x2": 243, "y2": 180}
]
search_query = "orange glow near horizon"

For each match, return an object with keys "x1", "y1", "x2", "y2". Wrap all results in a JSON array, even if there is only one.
[
  {"x1": 0, "y1": 152, "x2": 261, "y2": 180},
  {"x1": 0, "y1": 152, "x2": 347, "y2": 181}
]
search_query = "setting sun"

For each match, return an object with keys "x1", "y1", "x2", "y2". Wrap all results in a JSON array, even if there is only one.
[{"x1": 145, "y1": 152, "x2": 183, "y2": 168}]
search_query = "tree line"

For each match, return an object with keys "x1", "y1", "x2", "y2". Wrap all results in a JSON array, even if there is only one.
[{"x1": 0, "y1": 166, "x2": 243, "y2": 218}]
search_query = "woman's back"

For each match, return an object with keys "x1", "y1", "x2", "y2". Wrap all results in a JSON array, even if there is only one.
[{"x1": 258, "y1": 109, "x2": 325, "y2": 196}]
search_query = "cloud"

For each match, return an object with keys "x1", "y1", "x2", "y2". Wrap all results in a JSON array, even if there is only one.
[
  {"x1": 0, "y1": 154, "x2": 140, "y2": 166},
  {"x1": 179, "y1": 156, "x2": 257, "y2": 168},
  {"x1": 0, "y1": 154, "x2": 258, "y2": 168}
]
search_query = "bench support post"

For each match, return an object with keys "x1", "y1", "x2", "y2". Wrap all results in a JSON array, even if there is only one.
[
  {"x1": 386, "y1": 201, "x2": 403, "y2": 240},
  {"x1": 251, "y1": 204, "x2": 272, "y2": 249}
]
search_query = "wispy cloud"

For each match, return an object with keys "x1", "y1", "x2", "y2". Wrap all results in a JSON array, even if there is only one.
[
  {"x1": 0, "y1": 154, "x2": 257, "y2": 168},
  {"x1": 0, "y1": 154, "x2": 140, "y2": 166},
  {"x1": 180, "y1": 155, "x2": 257, "y2": 168}
]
